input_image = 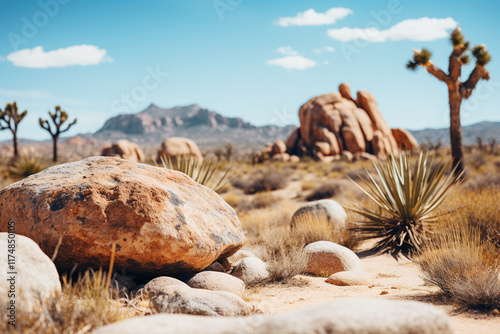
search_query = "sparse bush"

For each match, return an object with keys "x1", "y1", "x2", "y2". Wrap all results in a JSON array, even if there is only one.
[
  {"x1": 305, "y1": 179, "x2": 349, "y2": 201},
  {"x1": 418, "y1": 221, "x2": 500, "y2": 312},
  {"x1": 9, "y1": 155, "x2": 45, "y2": 180},
  {"x1": 443, "y1": 187, "x2": 500, "y2": 247},
  {"x1": 349, "y1": 151, "x2": 462, "y2": 259},
  {"x1": 300, "y1": 180, "x2": 317, "y2": 191},
  {"x1": 232, "y1": 168, "x2": 288, "y2": 194}
]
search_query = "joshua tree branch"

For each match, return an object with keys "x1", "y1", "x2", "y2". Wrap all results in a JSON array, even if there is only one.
[
  {"x1": 60, "y1": 119, "x2": 77, "y2": 134},
  {"x1": 423, "y1": 62, "x2": 449, "y2": 83},
  {"x1": 460, "y1": 65, "x2": 490, "y2": 99}
]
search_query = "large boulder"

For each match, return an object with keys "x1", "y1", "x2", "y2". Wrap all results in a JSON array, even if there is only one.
[
  {"x1": 0, "y1": 157, "x2": 244, "y2": 277},
  {"x1": 187, "y1": 271, "x2": 245, "y2": 298},
  {"x1": 304, "y1": 241, "x2": 362, "y2": 276},
  {"x1": 291, "y1": 199, "x2": 347, "y2": 230},
  {"x1": 101, "y1": 139, "x2": 145, "y2": 162},
  {"x1": 94, "y1": 298, "x2": 452, "y2": 334},
  {"x1": 150, "y1": 285, "x2": 253, "y2": 316},
  {"x1": 0, "y1": 233, "x2": 61, "y2": 311},
  {"x1": 156, "y1": 137, "x2": 203, "y2": 163}
]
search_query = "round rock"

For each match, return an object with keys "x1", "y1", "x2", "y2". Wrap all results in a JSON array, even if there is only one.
[
  {"x1": 187, "y1": 271, "x2": 245, "y2": 297},
  {"x1": 325, "y1": 270, "x2": 372, "y2": 286},
  {"x1": 231, "y1": 257, "x2": 269, "y2": 286},
  {"x1": 143, "y1": 276, "x2": 189, "y2": 299},
  {"x1": 291, "y1": 199, "x2": 347, "y2": 230},
  {"x1": 304, "y1": 241, "x2": 362, "y2": 277}
]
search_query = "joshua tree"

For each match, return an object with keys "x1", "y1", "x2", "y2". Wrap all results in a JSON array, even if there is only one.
[
  {"x1": 0, "y1": 102, "x2": 28, "y2": 159},
  {"x1": 407, "y1": 26, "x2": 491, "y2": 175},
  {"x1": 39, "y1": 106, "x2": 77, "y2": 162},
  {"x1": 475, "y1": 136, "x2": 483, "y2": 151},
  {"x1": 214, "y1": 147, "x2": 224, "y2": 161}
]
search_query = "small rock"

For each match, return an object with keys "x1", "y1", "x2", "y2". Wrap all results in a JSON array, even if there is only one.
[
  {"x1": 143, "y1": 276, "x2": 189, "y2": 299},
  {"x1": 150, "y1": 285, "x2": 253, "y2": 316},
  {"x1": 187, "y1": 271, "x2": 245, "y2": 298},
  {"x1": 0, "y1": 233, "x2": 61, "y2": 311},
  {"x1": 95, "y1": 298, "x2": 452, "y2": 334},
  {"x1": 203, "y1": 262, "x2": 225, "y2": 272},
  {"x1": 326, "y1": 270, "x2": 372, "y2": 286},
  {"x1": 231, "y1": 257, "x2": 269, "y2": 286},
  {"x1": 380, "y1": 291, "x2": 389, "y2": 295},
  {"x1": 227, "y1": 249, "x2": 258, "y2": 265},
  {"x1": 291, "y1": 200, "x2": 347, "y2": 230},
  {"x1": 304, "y1": 241, "x2": 363, "y2": 277},
  {"x1": 289, "y1": 155, "x2": 300, "y2": 163}
]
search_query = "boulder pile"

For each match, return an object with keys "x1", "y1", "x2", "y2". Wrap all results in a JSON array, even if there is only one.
[{"x1": 268, "y1": 83, "x2": 418, "y2": 161}]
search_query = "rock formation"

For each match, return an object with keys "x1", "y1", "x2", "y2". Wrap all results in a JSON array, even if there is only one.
[
  {"x1": 268, "y1": 83, "x2": 418, "y2": 161},
  {"x1": 101, "y1": 139, "x2": 145, "y2": 162}
]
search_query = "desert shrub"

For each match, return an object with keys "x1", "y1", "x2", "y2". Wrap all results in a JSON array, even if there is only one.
[
  {"x1": 9, "y1": 155, "x2": 45, "y2": 180},
  {"x1": 463, "y1": 172, "x2": 500, "y2": 190},
  {"x1": 0, "y1": 268, "x2": 142, "y2": 333},
  {"x1": 159, "y1": 154, "x2": 231, "y2": 193},
  {"x1": 442, "y1": 187, "x2": 500, "y2": 247},
  {"x1": 225, "y1": 192, "x2": 280, "y2": 212},
  {"x1": 305, "y1": 179, "x2": 349, "y2": 201},
  {"x1": 349, "y1": 151, "x2": 462, "y2": 259},
  {"x1": 418, "y1": 221, "x2": 500, "y2": 312},
  {"x1": 231, "y1": 168, "x2": 288, "y2": 194},
  {"x1": 300, "y1": 180, "x2": 317, "y2": 191}
]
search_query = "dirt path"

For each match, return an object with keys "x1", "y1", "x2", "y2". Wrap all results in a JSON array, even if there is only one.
[{"x1": 247, "y1": 252, "x2": 500, "y2": 333}]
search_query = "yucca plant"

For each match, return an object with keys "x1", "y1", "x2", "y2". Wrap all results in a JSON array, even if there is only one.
[
  {"x1": 348, "y1": 151, "x2": 463, "y2": 259},
  {"x1": 159, "y1": 154, "x2": 231, "y2": 193},
  {"x1": 9, "y1": 154, "x2": 45, "y2": 180}
]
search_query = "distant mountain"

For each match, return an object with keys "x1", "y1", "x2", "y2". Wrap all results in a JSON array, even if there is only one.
[
  {"x1": 409, "y1": 121, "x2": 500, "y2": 146},
  {"x1": 93, "y1": 103, "x2": 296, "y2": 149}
]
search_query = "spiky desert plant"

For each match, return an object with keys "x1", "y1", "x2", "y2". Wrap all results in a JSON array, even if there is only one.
[
  {"x1": 348, "y1": 151, "x2": 463, "y2": 259},
  {"x1": 407, "y1": 26, "x2": 491, "y2": 175},
  {"x1": 8, "y1": 154, "x2": 45, "y2": 180},
  {"x1": 159, "y1": 154, "x2": 231, "y2": 193},
  {"x1": 39, "y1": 106, "x2": 77, "y2": 162},
  {"x1": 0, "y1": 102, "x2": 28, "y2": 159}
]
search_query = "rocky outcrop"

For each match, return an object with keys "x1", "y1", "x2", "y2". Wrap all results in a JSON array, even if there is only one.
[
  {"x1": 0, "y1": 233, "x2": 61, "y2": 311},
  {"x1": 156, "y1": 137, "x2": 203, "y2": 163},
  {"x1": 278, "y1": 83, "x2": 418, "y2": 160},
  {"x1": 94, "y1": 298, "x2": 452, "y2": 334},
  {"x1": 0, "y1": 157, "x2": 244, "y2": 278},
  {"x1": 101, "y1": 139, "x2": 145, "y2": 162}
]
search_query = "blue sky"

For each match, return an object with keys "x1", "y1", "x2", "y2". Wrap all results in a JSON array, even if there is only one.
[{"x1": 0, "y1": 0, "x2": 499, "y2": 141}]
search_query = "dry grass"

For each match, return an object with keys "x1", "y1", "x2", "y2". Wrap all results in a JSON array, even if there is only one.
[
  {"x1": 441, "y1": 187, "x2": 500, "y2": 247},
  {"x1": 1, "y1": 269, "x2": 146, "y2": 333},
  {"x1": 305, "y1": 179, "x2": 351, "y2": 201},
  {"x1": 417, "y1": 220, "x2": 500, "y2": 312}
]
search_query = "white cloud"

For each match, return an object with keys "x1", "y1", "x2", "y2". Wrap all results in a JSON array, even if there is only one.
[
  {"x1": 277, "y1": 46, "x2": 298, "y2": 56},
  {"x1": 275, "y1": 7, "x2": 353, "y2": 27},
  {"x1": 327, "y1": 17, "x2": 457, "y2": 42},
  {"x1": 267, "y1": 55, "x2": 317, "y2": 70},
  {"x1": 313, "y1": 46, "x2": 335, "y2": 54},
  {"x1": 0, "y1": 89, "x2": 85, "y2": 105},
  {"x1": 6, "y1": 45, "x2": 113, "y2": 69}
]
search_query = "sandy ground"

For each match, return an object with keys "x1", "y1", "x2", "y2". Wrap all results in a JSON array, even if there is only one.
[{"x1": 246, "y1": 251, "x2": 500, "y2": 333}]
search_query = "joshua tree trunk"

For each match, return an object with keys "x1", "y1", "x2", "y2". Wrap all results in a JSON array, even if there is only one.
[
  {"x1": 12, "y1": 132, "x2": 19, "y2": 159},
  {"x1": 52, "y1": 135, "x2": 58, "y2": 162},
  {"x1": 448, "y1": 85, "x2": 464, "y2": 173}
]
